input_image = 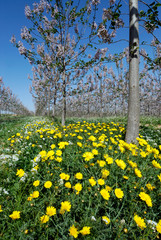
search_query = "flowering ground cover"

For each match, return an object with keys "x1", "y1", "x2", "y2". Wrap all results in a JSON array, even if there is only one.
[{"x1": 0, "y1": 117, "x2": 161, "y2": 239}]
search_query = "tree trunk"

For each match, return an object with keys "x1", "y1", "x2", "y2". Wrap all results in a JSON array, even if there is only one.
[
  {"x1": 125, "y1": 0, "x2": 140, "y2": 144},
  {"x1": 61, "y1": 69, "x2": 66, "y2": 126},
  {"x1": 52, "y1": 83, "x2": 57, "y2": 119},
  {"x1": 48, "y1": 89, "x2": 50, "y2": 117}
]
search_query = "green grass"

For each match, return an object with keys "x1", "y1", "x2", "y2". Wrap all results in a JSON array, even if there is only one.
[{"x1": 0, "y1": 115, "x2": 161, "y2": 239}]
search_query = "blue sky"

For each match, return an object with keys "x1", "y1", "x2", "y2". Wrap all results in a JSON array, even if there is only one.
[
  {"x1": 0, "y1": 1, "x2": 160, "y2": 112},
  {"x1": 0, "y1": 0, "x2": 35, "y2": 111}
]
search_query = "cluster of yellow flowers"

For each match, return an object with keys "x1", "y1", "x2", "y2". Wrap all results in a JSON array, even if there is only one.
[
  {"x1": 69, "y1": 225, "x2": 91, "y2": 238},
  {"x1": 2, "y1": 119, "x2": 161, "y2": 238}
]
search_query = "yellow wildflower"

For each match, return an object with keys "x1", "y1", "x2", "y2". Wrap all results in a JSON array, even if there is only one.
[
  {"x1": 134, "y1": 214, "x2": 146, "y2": 230},
  {"x1": 32, "y1": 191, "x2": 39, "y2": 198},
  {"x1": 100, "y1": 189, "x2": 110, "y2": 200},
  {"x1": 56, "y1": 150, "x2": 62, "y2": 156},
  {"x1": 60, "y1": 173, "x2": 70, "y2": 180},
  {"x1": 101, "y1": 169, "x2": 110, "y2": 179},
  {"x1": 46, "y1": 206, "x2": 56, "y2": 216},
  {"x1": 115, "y1": 159, "x2": 126, "y2": 170},
  {"x1": 83, "y1": 152, "x2": 94, "y2": 161},
  {"x1": 102, "y1": 216, "x2": 110, "y2": 224},
  {"x1": 74, "y1": 183, "x2": 82, "y2": 194},
  {"x1": 77, "y1": 142, "x2": 82, "y2": 147},
  {"x1": 65, "y1": 182, "x2": 71, "y2": 188},
  {"x1": 139, "y1": 192, "x2": 152, "y2": 207},
  {"x1": 79, "y1": 226, "x2": 91, "y2": 236},
  {"x1": 40, "y1": 215, "x2": 49, "y2": 223},
  {"x1": 89, "y1": 177, "x2": 96, "y2": 186},
  {"x1": 156, "y1": 220, "x2": 161, "y2": 234},
  {"x1": 115, "y1": 188, "x2": 124, "y2": 199},
  {"x1": 44, "y1": 181, "x2": 52, "y2": 188},
  {"x1": 98, "y1": 178, "x2": 105, "y2": 186},
  {"x1": 69, "y1": 225, "x2": 79, "y2": 238},
  {"x1": 60, "y1": 201, "x2": 71, "y2": 214},
  {"x1": 146, "y1": 183, "x2": 155, "y2": 191},
  {"x1": 16, "y1": 169, "x2": 25, "y2": 178},
  {"x1": 134, "y1": 168, "x2": 142, "y2": 178},
  {"x1": 157, "y1": 174, "x2": 161, "y2": 182},
  {"x1": 9, "y1": 211, "x2": 21, "y2": 220},
  {"x1": 152, "y1": 160, "x2": 161, "y2": 169},
  {"x1": 0, "y1": 205, "x2": 3, "y2": 212},
  {"x1": 75, "y1": 172, "x2": 83, "y2": 180},
  {"x1": 33, "y1": 180, "x2": 40, "y2": 187}
]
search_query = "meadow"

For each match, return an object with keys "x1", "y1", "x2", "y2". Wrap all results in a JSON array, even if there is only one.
[{"x1": 0, "y1": 115, "x2": 161, "y2": 239}]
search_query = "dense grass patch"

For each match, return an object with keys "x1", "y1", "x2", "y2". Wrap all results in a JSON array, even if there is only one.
[{"x1": 0, "y1": 117, "x2": 161, "y2": 239}]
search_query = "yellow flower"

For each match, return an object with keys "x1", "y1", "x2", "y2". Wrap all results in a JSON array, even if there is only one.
[
  {"x1": 102, "y1": 216, "x2": 110, "y2": 224},
  {"x1": 89, "y1": 177, "x2": 96, "y2": 186},
  {"x1": 88, "y1": 135, "x2": 96, "y2": 141},
  {"x1": 60, "y1": 173, "x2": 70, "y2": 180},
  {"x1": 69, "y1": 225, "x2": 79, "y2": 238},
  {"x1": 115, "y1": 159, "x2": 126, "y2": 170},
  {"x1": 74, "y1": 183, "x2": 82, "y2": 194},
  {"x1": 123, "y1": 175, "x2": 129, "y2": 180},
  {"x1": 77, "y1": 142, "x2": 82, "y2": 147},
  {"x1": 58, "y1": 141, "x2": 69, "y2": 149},
  {"x1": 83, "y1": 152, "x2": 94, "y2": 161},
  {"x1": 146, "y1": 183, "x2": 155, "y2": 191},
  {"x1": 128, "y1": 160, "x2": 137, "y2": 168},
  {"x1": 33, "y1": 180, "x2": 40, "y2": 187},
  {"x1": 157, "y1": 174, "x2": 161, "y2": 182},
  {"x1": 60, "y1": 201, "x2": 71, "y2": 214},
  {"x1": 79, "y1": 226, "x2": 91, "y2": 236},
  {"x1": 101, "y1": 169, "x2": 110, "y2": 179},
  {"x1": 9, "y1": 211, "x2": 21, "y2": 220},
  {"x1": 0, "y1": 205, "x2": 3, "y2": 212},
  {"x1": 97, "y1": 160, "x2": 106, "y2": 167},
  {"x1": 134, "y1": 168, "x2": 142, "y2": 178},
  {"x1": 104, "y1": 155, "x2": 113, "y2": 164},
  {"x1": 55, "y1": 157, "x2": 62, "y2": 162},
  {"x1": 46, "y1": 206, "x2": 56, "y2": 216},
  {"x1": 156, "y1": 220, "x2": 161, "y2": 234},
  {"x1": 56, "y1": 150, "x2": 62, "y2": 156},
  {"x1": 105, "y1": 185, "x2": 112, "y2": 191},
  {"x1": 152, "y1": 160, "x2": 161, "y2": 169},
  {"x1": 75, "y1": 172, "x2": 83, "y2": 180},
  {"x1": 16, "y1": 169, "x2": 25, "y2": 178},
  {"x1": 39, "y1": 150, "x2": 47, "y2": 159},
  {"x1": 115, "y1": 188, "x2": 124, "y2": 199},
  {"x1": 98, "y1": 178, "x2": 105, "y2": 185},
  {"x1": 100, "y1": 189, "x2": 110, "y2": 200},
  {"x1": 140, "y1": 151, "x2": 147, "y2": 158},
  {"x1": 27, "y1": 196, "x2": 32, "y2": 201},
  {"x1": 40, "y1": 215, "x2": 49, "y2": 223},
  {"x1": 47, "y1": 150, "x2": 55, "y2": 158},
  {"x1": 92, "y1": 149, "x2": 98, "y2": 155},
  {"x1": 139, "y1": 192, "x2": 152, "y2": 207},
  {"x1": 32, "y1": 191, "x2": 39, "y2": 198},
  {"x1": 51, "y1": 144, "x2": 56, "y2": 149},
  {"x1": 65, "y1": 182, "x2": 71, "y2": 188},
  {"x1": 134, "y1": 214, "x2": 146, "y2": 230},
  {"x1": 44, "y1": 181, "x2": 52, "y2": 188}
]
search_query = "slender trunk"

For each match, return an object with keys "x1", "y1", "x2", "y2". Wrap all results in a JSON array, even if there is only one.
[
  {"x1": 61, "y1": 69, "x2": 66, "y2": 126},
  {"x1": 125, "y1": 0, "x2": 140, "y2": 143},
  {"x1": 100, "y1": 78, "x2": 103, "y2": 118},
  {"x1": 52, "y1": 83, "x2": 57, "y2": 119},
  {"x1": 48, "y1": 89, "x2": 50, "y2": 117}
]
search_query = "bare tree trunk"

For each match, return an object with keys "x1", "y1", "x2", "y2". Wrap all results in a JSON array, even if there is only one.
[
  {"x1": 48, "y1": 89, "x2": 50, "y2": 117},
  {"x1": 52, "y1": 83, "x2": 57, "y2": 119},
  {"x1": 62, "y1": 68, "x2": 66, "y2": 126},
  {"x1": 125, "y1": 0, "x2": 140, "y2": 143},
  {"x1": 100, "y1": 78, "x2": 103, "y2": 118}
]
